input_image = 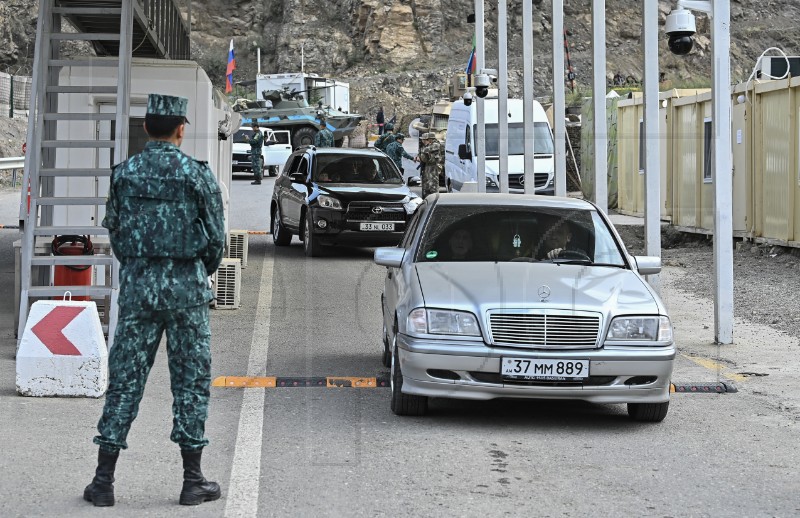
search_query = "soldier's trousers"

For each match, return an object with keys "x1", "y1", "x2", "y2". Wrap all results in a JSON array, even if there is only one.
[
  {"x1": 422, "y1": 168, "x2": 439, "y2": 199},
  {"x1": 94, "y1": 304, "x2": 212, "y2": 453},
  {"x1": 251, "y1": 153, "x2": 263, "y2": 181}
]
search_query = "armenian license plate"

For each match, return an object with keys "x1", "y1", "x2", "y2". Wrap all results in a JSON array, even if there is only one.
[
  {"x1": 501, "y1": 358, "x2": 589, "y2": 380},
  {"x1": 360, "y1": 222, "x2": 395, "y2": 231}
]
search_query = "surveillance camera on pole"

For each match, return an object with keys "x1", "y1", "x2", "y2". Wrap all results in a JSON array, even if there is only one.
[
  {"x1": 474, "y1": 68, "x2": 498, "y2": 98},
  {"x1": 462, "y1": 87, "x2": 475, "y2": 106},
  {"x1": 665, "y1": 7, "x2": 696, "y2": 55}
]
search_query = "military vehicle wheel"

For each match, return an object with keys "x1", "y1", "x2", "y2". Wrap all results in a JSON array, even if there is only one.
[
  {"x1": 334, "y1": 139, "x2": 344, "y2": 148},
  {"x1": 293, "y1": 127, "x2": 317, "y2": 148}
]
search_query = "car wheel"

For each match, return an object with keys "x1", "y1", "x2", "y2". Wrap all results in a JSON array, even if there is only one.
[
  {"x1": 268, "y1": 166, "x2": 278, "y2": 177},
  {"x1": 390, "y1": 339, "x2": 428, "y2": 416},
  {"x1": 303, "y1": 210, "x2": 322, "y2": 257},
  {"x1": 272, "y1": 207, "x2": 292, "y2": 246},
  {"x1": 627, "y1": 401, "x2": 669, "y2": 422}
]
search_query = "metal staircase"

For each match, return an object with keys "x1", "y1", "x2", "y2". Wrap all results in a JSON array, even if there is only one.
[{"x1": 17, "y1": 0, "x2": 190, "y2": 348}]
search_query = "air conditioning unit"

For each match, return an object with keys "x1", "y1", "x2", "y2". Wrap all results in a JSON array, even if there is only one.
[
  {"x1": 757, "y1": 56, "x2": 800, "y2": 80},
  {"x1": 213, "y1": 258, "x2": 241, "y2": 310},
  {"x1": 227, "y1": 230, "x2": 249, "y2": 268}
]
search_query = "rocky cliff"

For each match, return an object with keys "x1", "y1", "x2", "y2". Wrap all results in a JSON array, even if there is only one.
[{"x1": 2, "y1": 0, "x2": 800, "y2": 123}]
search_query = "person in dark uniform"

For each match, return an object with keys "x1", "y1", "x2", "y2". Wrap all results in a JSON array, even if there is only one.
[
  {"x1": 376, "y1": 106, "x2": 385, "y2": 135},
  {"x1": 314, "y1": 116, "x2": 335, "y2": 147},
  {"x1": 247, "y1": 120, "x2": 264, "y2": 184},
  {"x1": 84, "y1": 93, "x2": 226, "y2": 507}
]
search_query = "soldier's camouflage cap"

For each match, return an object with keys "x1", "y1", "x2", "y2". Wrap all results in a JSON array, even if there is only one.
[{"x1": 147, "y1": 93, "x2": 190, "y2": 124}]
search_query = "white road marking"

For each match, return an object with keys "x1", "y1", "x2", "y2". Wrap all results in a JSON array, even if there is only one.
[{"x1": 225, "y1": 243, "x2": 274, "y2": 517}]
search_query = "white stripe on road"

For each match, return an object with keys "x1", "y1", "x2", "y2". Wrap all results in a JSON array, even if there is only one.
[{"x1": 225, "y1": 242, "x2": 274, "y2": 517}]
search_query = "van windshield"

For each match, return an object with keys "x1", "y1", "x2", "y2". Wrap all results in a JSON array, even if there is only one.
[{"x1": 475, "y1": 122, "x2": 554, "y2": 157}]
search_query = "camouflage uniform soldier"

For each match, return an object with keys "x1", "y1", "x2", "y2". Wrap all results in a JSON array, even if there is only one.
[
  {"x1": 84, "y1": 94, "x2": 225, "y2": 508},
  {"x1": 248, "y1": 120, "x2": 264, "y2": 185},
  {"x1": 374, "y1": 122, "x2": 395, "y2": 152},
  {"x1": 384, "y1": 133, "x2": 416, "y2": 173},
  {"x1": 418, "y1": 132, "x2": 443, "y2": 198},
  {"x1": 314, "y1": 117, "x2": 335, "y2": 147}
]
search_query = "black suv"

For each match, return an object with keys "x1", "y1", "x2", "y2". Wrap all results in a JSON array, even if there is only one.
[{"x1": 270, "y1": 147, "x2": 423, "y2": 256}]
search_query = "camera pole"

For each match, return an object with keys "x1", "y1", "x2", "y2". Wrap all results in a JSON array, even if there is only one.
[
  {"x1": 474, "y1": 0, "x2": 486, "y2": 193},
  {"x1": 591, "y1": 0, "x2": 607, "y2": 213},
  {"x1": 522, "y1": 0, "x2": 534, "y2": 193},
  {"x1": 497, "y1": 0, "x2": 509, "y2": 194}
]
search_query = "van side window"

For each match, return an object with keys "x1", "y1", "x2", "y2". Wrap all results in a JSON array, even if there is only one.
[{"x1": 465, "y1": 124, "x2": 472, "y2": 148}]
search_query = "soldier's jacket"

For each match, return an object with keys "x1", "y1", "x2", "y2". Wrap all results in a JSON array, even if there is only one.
[
  {"x1": 374, "y1": 132, "x2": 395, "y2": 152},
  {"x1": 315, "y1": 128, "x2": 335, "y2": 148},
  {"x1": 384, "y1": 140, "x2": 414, "y2": 170},
  {"x1": 418, "y1": 140, "x2": 444, "y2": 175},
  {"x1": 248, "y1": 130, "x2": 264, "y2": 152},
  {"x1": 102, "y1": 141, "x2": 226, "y2": 312}
]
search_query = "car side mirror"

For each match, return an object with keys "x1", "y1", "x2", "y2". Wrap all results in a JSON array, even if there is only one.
[
  {"x1": 458, "y1": 144, "x2": 472, "y2": 160},
  {"x1": 407, "y1": 176, "x2": 421, "y2": 186},
  {"x1": 633, "y1": 255, "x2": 661, "y2": 275},
  {"x1": 374, "y1": 247, "x2": 405, "y2": 268},
  {"x1": 289, "y1": 172, "x2": 307, "y2": 183}
]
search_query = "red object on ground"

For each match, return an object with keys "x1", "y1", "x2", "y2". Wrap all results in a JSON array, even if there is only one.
[{"x1": 52, "y1": 236, "x2": 94, "y2": 301}]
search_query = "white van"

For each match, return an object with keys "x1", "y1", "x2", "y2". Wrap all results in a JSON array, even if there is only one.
[
  {"x1": 232, "y1": 126, "x2": 293, "y2": 177},
  {"x1": 444, "y1": 97, "x2": 554, "y2": 194}
]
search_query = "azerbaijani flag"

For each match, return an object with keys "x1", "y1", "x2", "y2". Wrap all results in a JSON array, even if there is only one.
[
  {"x1": 465, "y1": 35, "x2": 476, "y2": 74},
  {"x1": 225, "y1": 39, "x2": 236, "y2": 93}
]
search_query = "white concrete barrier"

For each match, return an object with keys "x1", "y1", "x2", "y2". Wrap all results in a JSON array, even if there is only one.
[{"x1": 16, "y1": 300, "x2": 108, "y2": 397}]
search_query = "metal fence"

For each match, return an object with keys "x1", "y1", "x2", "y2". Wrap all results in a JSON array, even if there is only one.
[{"x1": 0, "y1": 72, "x2": 32, "y2": 117}]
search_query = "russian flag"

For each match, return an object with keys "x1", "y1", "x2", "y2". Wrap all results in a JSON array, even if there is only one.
[{"x1": 226, "y1": 39, "x2": 236, "y2": 93}]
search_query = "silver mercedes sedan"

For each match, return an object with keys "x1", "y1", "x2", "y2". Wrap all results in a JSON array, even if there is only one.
[{"x1": 374, "y1": 193, "x2": 675, "y2": 421}]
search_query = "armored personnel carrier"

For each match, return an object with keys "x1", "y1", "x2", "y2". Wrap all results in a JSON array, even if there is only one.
[{"x1": 233, "y1": 86, "x2": 362, "y2": 149}]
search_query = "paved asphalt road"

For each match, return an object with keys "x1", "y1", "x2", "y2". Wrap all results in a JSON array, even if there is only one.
[{"x1": 0, "y1": 172, "x2": 798, "y2": 516}]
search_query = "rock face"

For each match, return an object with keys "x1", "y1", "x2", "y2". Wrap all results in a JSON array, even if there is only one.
[{"x1": 2, "y1": 0, "x2": 800, "y2": 123}]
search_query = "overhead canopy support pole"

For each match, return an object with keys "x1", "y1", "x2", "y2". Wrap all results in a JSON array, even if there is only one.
[
  {"x1": 522, "y1": 0, "x2": 535, "y2": 193},
  {"x1": 498, "y1": 0, "x2": 509, "y2": 194},
  {"x1": 710, "y1": 2, "x2": 734, "y2": 344},
  {"x1": 475, "y1": 0, "x2": 486, "y2": 192},
  {"x1": 553, "y1": 0, "x2": 566, "y2": 197},
  {"x1": 591, "y1": 0, "x2": 607, "y2": 212},
  {"x1": 643, "y1": 0, "x2": 661, "y2": 293}
]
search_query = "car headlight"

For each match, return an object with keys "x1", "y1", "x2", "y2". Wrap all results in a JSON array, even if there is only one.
[
  {"x1": 403, "y1": 195, "x2": 423, "y2": 214},
  {"x1": 317, "y1": 194, "x2": 343, "y2": 210},
  {"x1": 606, "y1": 316, "x2": 672, "y2": 343},
  {"x1": 407, "y1": 308, "x2": 481, "y2": 336}
]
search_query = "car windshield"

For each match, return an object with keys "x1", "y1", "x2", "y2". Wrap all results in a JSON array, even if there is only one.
[
  {"x1": 477, "y1": 122, "x2": 555, "y2": 156},
  {"x1": 234, "y1": 129, "x2": 255, "y2": 141},
  {"x1": 415, "y1": 205, "x2": 627, "y2": 266},
  {"x1": 313, "y1": 155, "x2": 403, "y2": 184}
]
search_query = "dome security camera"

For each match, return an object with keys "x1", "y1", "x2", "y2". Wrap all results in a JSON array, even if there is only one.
[
  {"x1": 463, "y1": 90, "x2": 473, "y2": 106},
  {"x1": 474, "y1": 70, "x2": 497, "y2": 99},
  {"x1": 665, "y1": 8, "x2": 696, "y2": 56}
]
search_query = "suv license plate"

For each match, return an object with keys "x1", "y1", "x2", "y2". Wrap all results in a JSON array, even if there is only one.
[
  {"x1": 360, "y1": 222, "x2": 394, "y2": 231},
  {"x1": 501, "y1": 358, "x2": 589, "y2": 381}
]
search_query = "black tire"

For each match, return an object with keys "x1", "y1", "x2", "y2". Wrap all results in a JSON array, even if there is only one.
[
  {"x1": 390, "y1": 340, "x2": 428, "y2": 416},
  {"x1": 293, "y1": 127, "x2": 317, "y2": 148},
  {"x1": 381, "y1": 319, "x2": 391, "y2": 368},
  {"x1": 627, "y1": 401, "x2": 669, "y2": 422},
  {"x1": 271, "y1": 207, "x2": 292, "y2": 246},
  {"x1": 303, "y1": 210, "x2": 322, "y2": 257},
  {"x1": 268, "y1": 166, "x2": 278, "y2": 177}
]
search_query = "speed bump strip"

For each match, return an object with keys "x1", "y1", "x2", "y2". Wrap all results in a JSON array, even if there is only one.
[
  {"x1": 212, "y1": 376, "x2": 277, "y2": 388},
  {"x1": 670, "y1": 382, "x2": 738, "y2": 394},
  {"x1": 247, "y1": 230, "x2": 269, "y2": 235},
  {"x1": 212, "y1": 376, "x2": 391, "y2": 388}
]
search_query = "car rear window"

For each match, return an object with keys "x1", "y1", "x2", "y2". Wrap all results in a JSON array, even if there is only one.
[
  {"x1": 415, "y1": 205, "x2": 626, "y2": 265},
  {"x1": 313, "y1": 154, "x2": 403, "y2": 184}
]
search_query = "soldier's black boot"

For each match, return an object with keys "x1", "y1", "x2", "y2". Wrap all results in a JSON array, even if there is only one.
[
  {"x1": 179, "y1": 449, "x2": 221, "y2": 506},
  {"x1": 251, "y1": 179, "x2": 261, "y2": 185},
  {"x1": 83, "y1": 449, "x2": 119, "y2": 507}
]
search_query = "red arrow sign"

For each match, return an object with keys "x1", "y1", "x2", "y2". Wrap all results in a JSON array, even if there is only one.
[{"x1": 31, "y1": 306, "x2": 85, "y2": 356}]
